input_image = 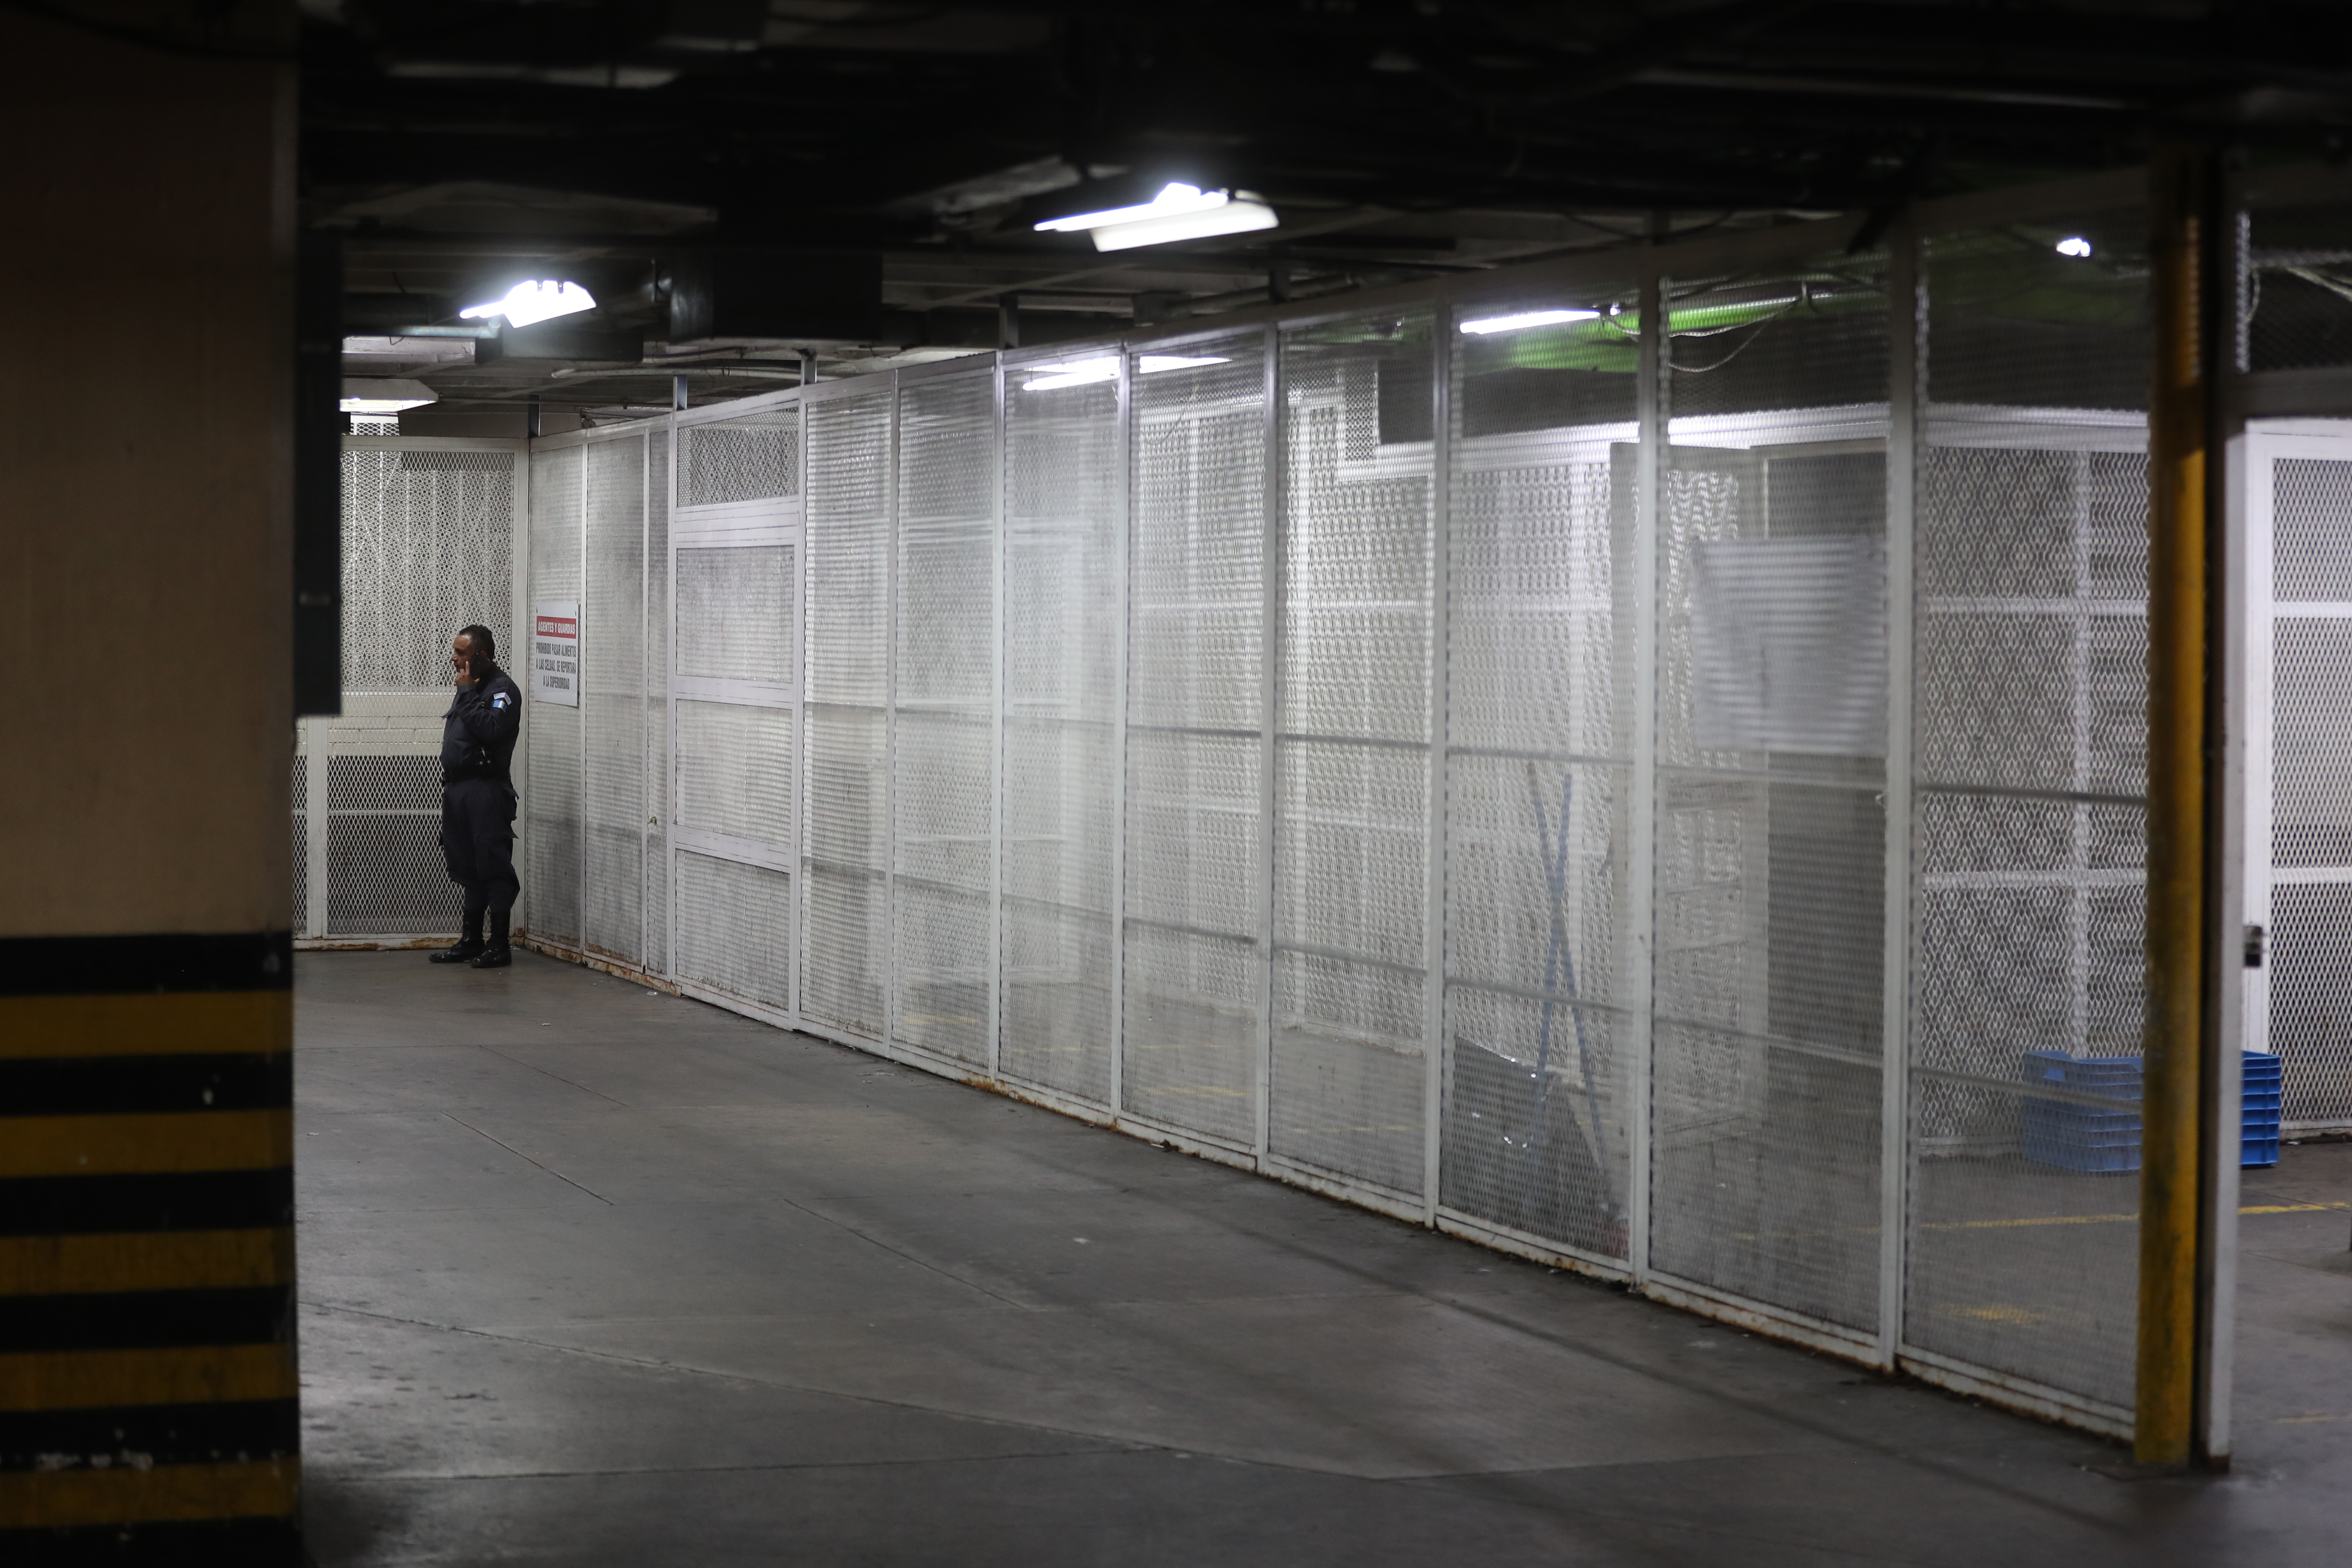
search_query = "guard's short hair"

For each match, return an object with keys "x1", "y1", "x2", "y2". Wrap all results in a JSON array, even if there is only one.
[{"x1": 456, "y1": 624, "x2": 497, "y2": 665}]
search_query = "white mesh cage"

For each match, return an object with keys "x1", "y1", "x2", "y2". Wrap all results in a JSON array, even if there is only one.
[{"x1": 606, "y1": 182, "x2": 2186, "y2": 1442}]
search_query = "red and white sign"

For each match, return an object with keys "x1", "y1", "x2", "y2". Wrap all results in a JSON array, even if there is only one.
[{"x1": 531, "y1": 599, "x2": 580, "y2": 708}]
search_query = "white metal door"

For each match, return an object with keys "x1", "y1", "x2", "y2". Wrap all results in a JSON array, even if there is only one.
[{"x1": 2244, "y1": 429, "x2": 2352, "y2": 1131}]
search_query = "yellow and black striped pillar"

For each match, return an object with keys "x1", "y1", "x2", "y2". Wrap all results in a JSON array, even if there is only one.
[
  {"x1": 0, "y1": 2, "x2": 303, "y2": 1559},
  {"x1": 0, "y1": 936, "x2": 299, "y2": 1561}
]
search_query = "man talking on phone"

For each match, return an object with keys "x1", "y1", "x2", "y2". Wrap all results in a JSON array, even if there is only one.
[{"x1": 431, "y1": 623, "x2": 524, "y2": 968}]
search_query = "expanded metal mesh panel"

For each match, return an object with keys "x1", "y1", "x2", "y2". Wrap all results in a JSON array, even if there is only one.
[
  {"x1": 2271, "y1": 619, "x2": 2352, "y2": 869},
  {"x1": 677, "y1": 546, "x2": 795, "y2": 683},
  {"x1": 1003, "y1": 357, "x2": 1118, "y2": 1102},
  {"x1": 680, "y1": 407, "x2": 799, "y2": 508},
  {"x1": 802, "y1": 390, "x2": 893, "y2": 1038},
  {"x1": 527, "y1": 444, "x2": 584, "y2": 946},
  {"x1": 341, "y1": 447, "x2": 516, "y2": 689},
  {"x1": 291, "y1": 755, "x2": 309, "y2": 935},
  {"x1": 2274, "y1": 458, "x2": 2352, "y2": 602},
  {"x1": 583, "y1": 437, "x2": 646, "y2": 964},
  {"x1": 2267, "y1": 456, "x2": 2352, "y2": 1128},
  {"x1": 1124, "y1": 338, "x2": 1267, "y2": 1142},
  {"x1": 326, "y1": 756, "x2": 454, "y2": 934},
  {"x1": 1442, "y1": 297, "x2": 1640, "y2": 1254},
  {"x1": 1905, "y1": 216, "x2": 2151, "y2": 1415},
  {"x1": 2247, "y1": 204, "x2": 2352, "y2": 374},
  {"x1": 647, "y1": 429, "x2": 672, "y2": 977},
  {"x1": 677, "y1": 699, "x2": 793, "y2": 845},
  {"x1": 675, "y1": 851, "x2": 791, "y2": 1013},
  {"x1": 1651, "y1": 260, "x2": 1890, "y2": 1334},
  {"x1": 895, "y1": 374, "x2": 995, "y2": 1066},
  {"x1": 803, "y1": 705, "x2": 887, "y2": 1037},
  {"x1": 1272, "y1": 312, "x2": 1434, "y2": 1196},
  {"x1": 2271, "y1": 883, "x2": 2352, "y2": 1125}
]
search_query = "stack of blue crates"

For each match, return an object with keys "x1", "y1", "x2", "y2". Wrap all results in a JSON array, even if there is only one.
[
  {"x1": 2021, "y1": 1051, "x2": 2144, "y2": 1173},
  {"x1": 2020, "y1": 1050, "x2": 2283, "y2": 1172},
  {"x1": 2243, "y1": 1050, "x2": 2282, "y2": 1167}
]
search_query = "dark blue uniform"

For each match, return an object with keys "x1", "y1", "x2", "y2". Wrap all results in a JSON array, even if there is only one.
[{"x1": 438, "y1": 664, "x2": 524, "y2": 932}]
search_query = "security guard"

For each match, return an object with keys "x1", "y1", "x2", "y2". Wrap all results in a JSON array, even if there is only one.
[{"x1": 431, "y1": 623, "x2": 524, "y2": 968}]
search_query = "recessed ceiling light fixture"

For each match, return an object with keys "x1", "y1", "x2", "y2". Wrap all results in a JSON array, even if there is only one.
[
  {"x1": 459, "y1": 279, "x2": 598, "y2": 328},
  {"x1": 340, "y1": 377, "x2": 439, "y2": 414},
  {"x1": 1035, "y1": 183, "x2": 1278, "y2": 252},
  {"x1": 2054, "y1": 236, "x2": 2094, "y2": 258},
  {"x1": 1459, "y1": 308, "x2": 1602, "y2": 334}
]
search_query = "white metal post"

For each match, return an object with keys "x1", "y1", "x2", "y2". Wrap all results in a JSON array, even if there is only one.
[
  {"x1": 2204, "y1": 424, "x2": 2255, "y2": 1466},
  {"x1": 510, "y1": 443, "x2": 532, "y2": 943},
  {"x1": 1422, "y1": 305, "x2": 1455, "y2": 1218},
  {"x1": 1255, "y1": 324, "x2": 1283, "y2": 1165},
  {"x1": 1110, "y1": 347, "x2": 1133, "y2": 1117},
  {"x1": 1625, "y1": 251, "x2": 1665, "y2": 1284},
  {"x1": 1879, "y1": 219, "x2": 1921, "y2": 1367},
  {"x1": 667, "y1": 416, "x2": 683, "y2": 989},
  {"x1": 577, "y1": 444, "x2": 589, "y2": 952},
  {"x1": 989, "y1": 359, "x2": 1007, "y2": 1079},
  {"x1": 885, "y1": 374, "x2": 902, "y2": 1059},
  {"x1": 640, "y1": 429, "x2": 652, "y2": 969}
]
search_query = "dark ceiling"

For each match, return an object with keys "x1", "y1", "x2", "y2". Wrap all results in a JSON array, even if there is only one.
[{"x1": 270, "y1": 0, "x2": 2352, "y2": 419}]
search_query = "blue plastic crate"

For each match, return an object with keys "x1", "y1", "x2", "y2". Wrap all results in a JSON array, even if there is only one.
[{"x1": 2020, "y1": 1051, "x2": 2282, "y2": 1172}]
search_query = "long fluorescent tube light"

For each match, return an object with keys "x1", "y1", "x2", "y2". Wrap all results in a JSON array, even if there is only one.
[
  {"x1": 459, "y1": 279, "x2": 598, "y2": 328},
  {"x1": 1023, "y1": 354, "x2": 1229, "y2": 392},
  {"x1": 1035, "y1": 182, "x2": 1280, "y2": 252},
  {"x1": 1035, "y1": 182, "x2": 1231, "y2": 233},
  {"x1": 340, "y1": 377, "x2": 439, "y2": 414},
  {"x1": 1091, "y1": 194, "x2": 1277, "y2": 252},
  {"x1": 1459, "y1": 308, "x2": 1602, "y2": 334}
]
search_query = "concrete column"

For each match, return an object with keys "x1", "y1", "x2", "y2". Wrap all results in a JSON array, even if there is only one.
[{"x1": 0, "y1": 5, "x2": 302, "y2": 1561}]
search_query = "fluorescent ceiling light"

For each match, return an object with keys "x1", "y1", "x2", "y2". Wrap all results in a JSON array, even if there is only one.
[
  {"x1": 1035, "y1": 182, "x2": 1280, "y2": 252},
  {"x1": 340, "y1": 377, "x2": 438, "y2": 414},
  {"x1": 1460, "y1": 308, "x2": 1602, "y2": 334},
  {"x1": 459, "y1": 279, "x2": 598, "y2": 328},
  {"x1": 2054, "y1": 236, "x2": 2094, "y2": 258},
  {"x1": 1035, "y1": 183, "x2": 1232, "y2": 233},
  {"x1": 1091, "y1": 193, "x2": 1276, "y2": 252},
  {"x1": 1022, "y1": 353, "x2": 1230, "y2": 392}
]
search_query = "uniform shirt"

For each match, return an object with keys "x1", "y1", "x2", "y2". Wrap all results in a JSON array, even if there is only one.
[{"x1": 440, "y1": 663, "x2": 523, "y2": 787}]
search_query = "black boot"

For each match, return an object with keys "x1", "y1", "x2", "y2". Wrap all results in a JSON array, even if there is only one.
[
  {"x1": 471, "y1": 910, "x2": 512, "y2": 969},
  {"x1": 431, "y1": 909, "x2": 486, "y2": 965}
]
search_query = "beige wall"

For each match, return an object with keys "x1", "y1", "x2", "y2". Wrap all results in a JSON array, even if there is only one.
[{"x1": 0, "y1": 7, "x2": 294, "y2": 937}]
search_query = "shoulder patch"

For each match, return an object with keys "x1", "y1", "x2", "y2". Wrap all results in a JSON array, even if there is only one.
[{"x1": 491, "y1": 692, "x2": 511, "y2": 709}]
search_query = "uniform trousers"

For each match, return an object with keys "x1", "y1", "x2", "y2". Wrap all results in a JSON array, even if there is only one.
[{"x1": 439, "y1": 777, "x2": 521, "y2": 924}]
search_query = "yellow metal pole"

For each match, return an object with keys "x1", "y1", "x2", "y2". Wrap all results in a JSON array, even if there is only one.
[{"x1": 2138, "y1": 144, "x2": 2216, "y2": 1467}]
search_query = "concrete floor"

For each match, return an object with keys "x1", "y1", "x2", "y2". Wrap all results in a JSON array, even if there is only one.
[{"x1": 296, "y1": 950, "x2": 2352, "y2": 1566}]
